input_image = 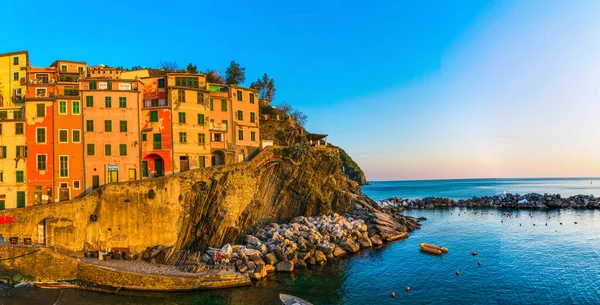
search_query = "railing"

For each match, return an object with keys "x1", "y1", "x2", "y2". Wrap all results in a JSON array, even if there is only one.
[
  {"x1": 56, "y1": 89, "x2": 79, "y2": 97},
  {"x1": 25, "y1": 93, "x2": 56, "y2": 100},
  {"x1": 12, "y1": 96, "x2": 24, "y2": 103},
  {"x1": 28, "y1": 79, "x2": 55, "y2": 85}
]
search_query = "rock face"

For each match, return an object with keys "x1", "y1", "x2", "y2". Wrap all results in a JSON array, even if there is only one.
[{"x1": 378, "y1": 193, "x2": 600, "y2": 211}]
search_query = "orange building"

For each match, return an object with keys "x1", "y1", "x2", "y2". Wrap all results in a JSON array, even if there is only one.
[
  {"x1": 87, "y1": 65, "x2": 123, "y2": 79},
  {"x1": 51, "y1": 60, "x2": 86, "y2": 201},
  {"x1": 208, "y1": 83, "x2": 231, "y2": 165},
  {"x1": 81, "y1": 78, "x2": 142, "y2": 191},
  {"x1": 24, "y1": 67, "x2": 56, "y2": 205},
  {"x1": 140, "y1": 76, "x2": 172, "y2": 177}
]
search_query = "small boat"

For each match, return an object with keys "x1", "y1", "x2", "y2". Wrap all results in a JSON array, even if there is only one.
[
  {"x1": 34, "y1": 282, "x2": 78, "y2": 289},
  {"x1": 280, "y1": 293, "x2": 314, "y2": 305},
  {"x1": 419, "y1": 243, "x2": 448, "y2": 255}
]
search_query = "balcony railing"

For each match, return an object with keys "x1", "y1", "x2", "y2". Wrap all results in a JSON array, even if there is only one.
[
  {"x1": 12, "y1": 95, "x2": 24, "y2": 103},
  {"x1": 25, "y1": 93, "x2": 56, "y2": 100},
  {"x1": 56, "y1": 89, "x2": 79, "y2": 97},
  {"x1": 28, "y1": 79, "x2": 55, "y2": 85}
]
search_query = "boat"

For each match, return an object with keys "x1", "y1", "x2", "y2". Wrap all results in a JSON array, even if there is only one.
[
  {"x1": 419, "y1": 243, "x2": 448, "y2": 255},
  {"x1": 280, "y1": 293, "x2": 314, "y2": 305},
  {"x1": 34, "y1": 282, "x2": 78, "y2": 289}
]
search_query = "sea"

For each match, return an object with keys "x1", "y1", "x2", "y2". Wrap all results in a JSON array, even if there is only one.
[{"x1": 2, "y1": 178, "x2": 600, "y2": 305}]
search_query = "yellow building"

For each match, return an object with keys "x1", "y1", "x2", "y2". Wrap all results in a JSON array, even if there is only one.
[
  {"x1": 0, "y1": 51, "x2": 28, "y2": 108},
  {"x1": 167, "y1": 73, "x2": 212, "y2": 173},
  {"x1": 121, "y1": 69, "x2": 150, "y2": 80}
]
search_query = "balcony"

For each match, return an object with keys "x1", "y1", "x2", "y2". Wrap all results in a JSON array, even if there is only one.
[
  {"x1": 25, "y1": 93, "x2": 56, "y2": 101},
  {"x1": 12, "y1": 95, "x2": 24, "y2": 103},
  {"x1": 143, "y1": 99, "x2": 169, "y2": 109},
  {"x1": 56, "y1": 89, "x2": 79, "y2": 98},
  {"x1": 28, "y1": 79, "x2": 55, "y2": 85}
]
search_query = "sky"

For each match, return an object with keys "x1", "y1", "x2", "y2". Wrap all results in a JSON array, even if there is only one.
[{"x1": 1, "y1": 0, "x2": 599, "y2": 181}]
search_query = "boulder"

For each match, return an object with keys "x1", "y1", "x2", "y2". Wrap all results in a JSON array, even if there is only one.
[
  {"x1": 263, "y1": 253, "x2": 278, "y2": 265},
  {"x1": 295, "y1": 259, "x2": 308, "y2": 269},
  {"x1": 313, "y1": 250, "x2": 327, "y2": 262},
  {"x1": 246, "y1": 235, "x2": 261, "y2": 246},
  {"x1": 263, "y1": 264, "x2": 276, "y2": 273},
  {"x1": 357, "y1": 238, "x2": 372, "y2": 248},
  {"x1": 276, "y1": 261, "x2": 294, "y2": 272},
  {"x1": 317, "y1": 242, "x2": 335, "y2": 255},
  {"x1": 274, "y1": 247, "x2": 287, "y2": 261},
  {"x1": 219, "y1": 244, "x2": 233, "y2": 258},
  {"x1": 370, "y1": 235, "x2": 383, "y2": 247},
  {"x1": 339, "y1": 238, "x2": 360, "y2": 253},
  {"x1": 333, "y1": 246, "x2": 347, "y2": 257}
]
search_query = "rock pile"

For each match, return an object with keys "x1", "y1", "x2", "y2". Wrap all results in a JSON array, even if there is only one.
[
  {"x1": 168, "y1": 208, "x2": 420, "y2": 280},
  {"x1": 379, "y1": 193, "x2": 600, "y2": 210}
]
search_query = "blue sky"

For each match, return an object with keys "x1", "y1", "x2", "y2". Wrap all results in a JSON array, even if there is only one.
[{"x1": 2, "y1": 1, "x2": 599, "y2": 180}]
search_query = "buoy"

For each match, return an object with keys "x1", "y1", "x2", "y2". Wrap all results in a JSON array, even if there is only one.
[
  {"x1": 545, "y1": 223, "x2": 547, "y2": 226},
  {"x1": 456, "y1": 270, "x2": 460, "y2": 276},
  {"x1": 560, "y1": 222, "x2": 563, "y2": 225},
  {"x1": 574, "y1": 222, "x2": 578, "y2": 224},
  {"x1": 472, "y1": 252, "x2": 477, "y2": 256},
  {"x1": 533, "y1": 224, "x2": 535, "y2": 226},
  {"x1": 391, "y1": 292, "x2": 395, "y2": 298},
  {"x1": 405, "y1": 286, "x2": 411, "y2": 292},
  {"x1": 520, "y1": 224, "x2": 521, "y2": 226},
  {"x1": 478, "y1": 261, "x2": 481, "y2": 265},
  {"x1": 501, "y1": 220, "x2": 503, "y2": 223}
]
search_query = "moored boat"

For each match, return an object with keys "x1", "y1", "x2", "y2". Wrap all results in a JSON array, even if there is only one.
[
  {"x1": 280, "y1": 293, "x2": 314, "y2": 305},
  {"x1": 34, "y1": 282, "x2": 78, "y2": 289},
  {"x1": 419, "y1": 243, "x2": 448, "y2": 255}
]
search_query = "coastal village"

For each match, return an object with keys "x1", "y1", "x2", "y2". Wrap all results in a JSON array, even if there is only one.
[{"x1": 0, "y1": 50, "x2": 263, "y2": 209}]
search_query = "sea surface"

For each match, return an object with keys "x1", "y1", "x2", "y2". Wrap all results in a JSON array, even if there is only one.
[{"x1": 2, "y1": 178, "x2": 600, "y2": 304}]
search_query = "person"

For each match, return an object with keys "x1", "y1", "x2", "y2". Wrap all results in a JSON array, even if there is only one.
[{"x1": 0, "y1": 234, "x2": 4, "y2": 244}]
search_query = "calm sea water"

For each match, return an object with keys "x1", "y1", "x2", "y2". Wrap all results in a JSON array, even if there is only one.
[{"x1": 2, "y1": 179, "x2": 600, "y2": 304}]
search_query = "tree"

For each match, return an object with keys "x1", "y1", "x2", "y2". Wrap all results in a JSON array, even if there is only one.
[
  {"x1": 250, "y1": 73, "x2": 276, "y2": 101},
  {"x1": 225, "y1": 61, "x2": 246, "y2": 85},
  {"x1": 277, "y1": 102, "x2": 308, "y2": 128},
  {"x1": 159, "y1": 61, "x2": 178, "y2": 72},
  {"x1": 204, "y1": 69, "x2": 225, "y2": 84},
  {"x1": 131, "y1": 65, "x2": 143, "y2": 70},
  {"x1": 186, "y1": 63, "x2": 198, "y2": 74}
]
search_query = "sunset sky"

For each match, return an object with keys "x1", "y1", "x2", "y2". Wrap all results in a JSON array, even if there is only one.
[{"x1": 2, "y1": 0, "x2": 599, "y2": 181}]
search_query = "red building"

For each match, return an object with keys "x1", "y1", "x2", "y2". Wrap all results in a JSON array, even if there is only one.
[
  {"x1": 24, "y1": 67, "x2": 56, "y2": 205},
  {"x1": 140, "y1": 76, "x2": 172, "y2": 177}
]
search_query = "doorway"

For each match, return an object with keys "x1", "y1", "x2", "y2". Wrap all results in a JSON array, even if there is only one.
[
  {"x1": 179, "y1": 156, "x2": 189, "y2": 172},
  {"x1": 155, "y1": 158, "x2": 164, "y2": 176},
  {"x1": 58, "y1": 183, "x2": 69, "y2": 201}
]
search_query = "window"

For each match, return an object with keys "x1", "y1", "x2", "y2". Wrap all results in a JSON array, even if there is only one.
[
  {"x1": 37, "y1": 104, "x2": 45, "y2": 117},
  {"x1": 0, "y1": 112, "x2": 6, "y2": 119},
  {"x1": 119, "y1": 121, "x2": 127, "y2": 132},
  {"x1": 86, "y1": 120, "x2": 94, "y2": 132},
  {"x1": 58, "y1": 101, "x2": 67, "y2": 114},
  {"x1": 0, "y1": 201, "x2": 4, "y2": 210},
  {"x1": 153, "y1": 134, "x2": 162, "y2": 149},
  {"x1": 0, "y1": 124, "x2": 2, "y2": 135},
  {"x1": 59, "y1": 130, "x2": 68, "y2": 143},
  {"x1": 250, "y1": 112, "x2": 256, "y2": 123},
  {"x1": 73, "y1": 181, "x2": 81, "y2": 190},
  {"x1": 178, "y1": 90, "x2": 185, "y2": 102},
  {"x1": 17, "y1": 191, "x2": 25, "y2": 208},
  {"x1": 198, "y1": 133, "x2": 205, "y2": 144},
  {"x1": 13, "y1": 110, "x2": 21, "y2": 120},
  {"x1": 89, "y1": 81, "x2": 97, "y2": 90},
  {"x1": 15, "y1": 123, "x2": 23, "y2": 135},
  {"x1": 13, "y1": 72, "x2": 19, "y2": 81},
  {"x1": 87, "y1": 144, "x2": 95, "y2": 156},
  {"x1": 13, "y1": 57, "x2": 18, "y2": 65},
  {"x1": 16, "y1": 171, "x2": 24, "y2": 183},
  {"x1": 214, "y1": 133, "x2": 222, "y2": 142},
  {"x1": 72, "y1": 130, "x2": 81, "y2": 143},
  {"x1": 36, "y1": 88, "x2": 47, "y2": 97},
  {"x1": 237, "y1": 90, "x2": 243, "y2": 101},
  {"x1": 197, "y1": 92, "x2": 205, "y2": 105},
  {"x1": 175, "y1": 77, "x2": 199, "y2": 88},
  {"x1": 119, "y1": 97, "x2": 126, "y2": 108},
  {"x1": 142, "y1": 134, "x2": 147, "y2": 141},
  {"x1": 178, "y1": 112, "x2": 186, "y2": 124},
  {"x1": 199, "y1": 156, "x2": 206, "y2": 168},
  {"x1": 71, "y1": 101, "x2": 80, "y2": 114},
  {"x1": 238, "y1": 130, "x2": 244, "y2": 141},
  {"x1": 119, "y1": 144, "x2": 127, "y2": 156},
  {"x1": 1, "y1": 146, "x2": 5, "y2": 158},
  {"x1": 105, "y1": 96, "x2": 112, "y2": 108},
  {"x1": 250, "y1": 93, "x2": 255, "y2": 104},
  {"x1": 221, "y1": 99, "x2": 227, "y2": 111},
  {"x1": 61, "y1": 65, "x2": 67, "y2": 72},
  {"x1": 86, "y1": 96, "x2": 94, "y2": 107},
  {"x1": 210, "y1": 98, "x2": 214, "y2": 110},
  {"x1": 237, "y1": 110, "x2": 243, "y2": 121},
  {"x1": 78, "y1": 67, "x2": 84, "y2": 74},
  {"x1": 36, "y1": 128, "x2": 46, "y2": 143},
  {"x1": 60, "y1": 156, "x2": 69, "y2": 177},
  {"x1": 105, "y1": 144, "x2": 111, "y2": 156},
  {"x1": 150, "y1": 110, "x2": 158, "y2": 122},
  {"x1": 128, "y1": 169, "x2": 136, "y2": 181},
  {"x1": 222, "y1": 120, "x2": 228, "y2": 130},
  {"x1": 251, "y1": 131, "x2": 256, "y2": 141},
  {"x1": 16, "y1": 146, "x2": 26, "y2": 158},
  {"x1": 104, "y1": 120, "x2": 112, "y2": 132},
  {"x1": 158, "y1": 78, "x2": 166, "y2": 88},
  {"x1": 37, "y1": 155, "x2": 47, "y2": 171},
  {"x1": 197, "y1": 114, "x2": 205, "y2": 125},
  {"x1": 179, "y1": 132, "x2": 187, "y2": 143}
]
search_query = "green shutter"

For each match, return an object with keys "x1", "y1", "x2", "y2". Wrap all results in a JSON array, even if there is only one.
[
  {"x1": 120, "y1": 121, "x2": 127, "y2": 132},
  {"x1": 119, "y1": 97, "x2": 126, "y2": 108},
  {"x1": 105, "y1": 97, "x2": 112, "y2": 108},
  {"x1": 86, "y1": 96, "x2": 94, "y2": 107},
  {"x1": 197, "y1": 114, "x2": 204, "y2": 125},
  {"x1": 210, "y1": 98, "x2": 214, "y2": 110},
  {"x1": 221, "y1": 99, "x2": 227, "y2": 111},
  {"x1": 0, "y1": 200, "x2": 5, "y2": 210},
  {"x1": 142, "y1": 161, "x2": 148, "y2": 177},
  {"x1": 104, "y1": 120, "x2": 112, "y2": 132},
  {"x1": 2, "y1": 146, "x2": 6, "y2": 158},
  {"x1": 87, "y1": 144, "x2": 95, "y2": 156},
  {"x1": 142, "y1": 134, "x2": 147, "y2": 141},
  {"x1": 105, "y1": 144, "x2": 111, "y2": 156},
  {"x1": 16, "y1": 192, "x2": 25, "y2": 208},
  {"x1": 150, "y1": 110, "x2": 158, "y2": 122},
  {"x1": 119, "y1": 144, "x2": 127, "y2": 156},
  {"x1": 16, "y1": 171, "x2": 24, "y2": 183}
]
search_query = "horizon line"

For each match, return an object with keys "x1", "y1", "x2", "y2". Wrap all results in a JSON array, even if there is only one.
[{"x1": 368, "y1": 176, "x2": 600, "y2": 183}]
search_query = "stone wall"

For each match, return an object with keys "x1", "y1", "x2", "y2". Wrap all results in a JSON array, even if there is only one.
[
  {"x1": 0, "y1": 247, "x2": 78, "y2": 282},
  {"x1": 0, "y1": 146, "x2": 360, "y2": 257}
]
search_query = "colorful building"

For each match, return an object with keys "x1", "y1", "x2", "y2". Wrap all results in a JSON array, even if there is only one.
[
  {"x1": 208, "y1": 83, "x2": 231, "y2": 165},
  {"x1": 230, "y1": 86, "x2": 261, "y2": 162},
  {"x1": 81, "y1": 78, "x2": 142, "y2": 191},
  {"x1": 24, "y1": 67, "x2": 56, "y2": 205},
  {"x1": 168, "y1": 73, "x2": 211, "y2": 173},
  {"x1": 52, "y1": 60, "x2": 86, "y2": 200},
  {"x1": 0, "y1": 51, "x2": 28, "y2": 108},
  {"x1": 87, "y1": 65, "x2": 123, "y2": 79},
  {"x1": 140, "y1": 76, "x2": 172, "y2": 177}
]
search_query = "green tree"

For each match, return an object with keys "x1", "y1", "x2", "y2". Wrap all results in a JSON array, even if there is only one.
[
  {"x1": 204, "y1": 69, "x2": 225, "y2": 84},
  {"x1": 250, "y1": 73, "x2": 276, "y2": 101},
  {"x1": 225, "y1": 61, "x2": 246, "y2": 85},
  {"x1": 159, "y1": 61, "x2": 178, "y2": 72},
  {"x1": 186, "y1": 63, "x2": 198, "y2": 74}
]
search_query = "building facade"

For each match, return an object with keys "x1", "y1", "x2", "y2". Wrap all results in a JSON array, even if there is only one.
[
  {"x1": 81, "y1": 78, "x2": 142, "y2": 191},
  {"x1": 25, "y1": 67, "x2": 56, "y2": 205},
  {"x1": 140, "y1": 76, "x2": 172, "y2": 177}
]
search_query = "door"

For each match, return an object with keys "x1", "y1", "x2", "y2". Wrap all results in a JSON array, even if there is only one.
[
  {"x1": 179, "y1": 156, "x2": 189, "y2": 172},
  {"x1": 155, "y1": 159, "x2": 164, "y2": 176},
  {"x1": 37, "y1": 223, "x2": 45, "y2": 245},
  {"x1": 92, "y1": 175, "x2": 100, "y2": 189},
  {"x1": 16, "y1": 191, "x2": 25, "y2": 208},
  {"x1": 34, "y1": 191, "x2": 42, "y2": 204},
  {"x1": 59, "y1": 187, "x2": 69, "y2": 201},
  {"x1": 107, "y1": 170, "x2": 118, "y2": 183}
]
